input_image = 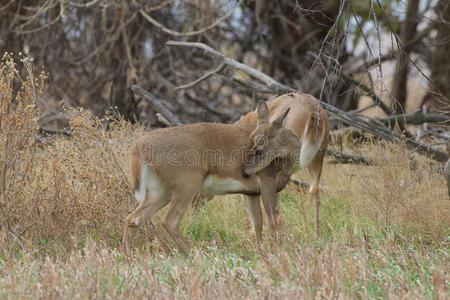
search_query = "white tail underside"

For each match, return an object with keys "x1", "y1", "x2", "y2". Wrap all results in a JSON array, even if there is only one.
[
  {"x1": 298, "y1": 122, "x2": 325, "y2": 170},
  {"x1": 134, "y1": 165, "x2": 166, "y2": 203}
]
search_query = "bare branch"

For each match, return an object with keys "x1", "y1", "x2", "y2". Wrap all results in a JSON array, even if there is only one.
[
  {"x1": 156, "y1": 113, "x2": 172, "y2": 127},
  {"x1": 60, "y1": 0, "x2": 101, "y2": 8},
  {"x1": 39, "y1": 127, "x2": 71, "y2": 136},
  {"x1": 326, "y1": 149, "x2": 374, "y2": 166},
  {"x1": 132, "y1": 85, "x2": 182, "y2": 126},
  {"x1": 38, "y1": 112, "x2": 68, "y2": 126},
  {"x1": 184, "y1": 93, "x2": 232, "y2": 121},
  {"x1": 378, "y1": 110, "x2": 450, "y2": 127},
  {"x1": 174, "y1": 62, "x2": 225, "y2": 90},
  {"x1": 139, "y1": 0, "x2": 243, "y2": 37},
  {"x1": 345, "y1": 26, "x2": 433, "y2": 75},
  {"x1": 166, "y1": 40, "x2": 294, "y2": 93},
  {"x1": 349, "y1": 103, "x2": 379, "y2": 115},
  {"x1": 340, "y1": 73, "x2": 393, "y2": 115},
  {"x1": 214, "y1": 74, "x2": 276, "y2": 94},
  {"x1": 289, "y1": 178, "x2": 348, "y2": 193}
]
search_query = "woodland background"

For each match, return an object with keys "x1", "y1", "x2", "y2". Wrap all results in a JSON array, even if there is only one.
[
  {"x1": 1, "y1": 0, "x2": 449, "y2": 127},
  {"x1": 0, "y1": 1, "x2": 449, "y2": 298}
]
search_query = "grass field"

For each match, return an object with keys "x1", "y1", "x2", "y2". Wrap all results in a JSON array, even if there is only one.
[{"x1": 0, "y1": 55, "x2": 448, "y2": 299}]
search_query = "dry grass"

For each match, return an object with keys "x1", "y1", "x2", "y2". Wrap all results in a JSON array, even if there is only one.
[
  {"x1": 0, "y1": 56, "x2": 448, "y2": 299},
  {"x1": 0, "y1": 53, "x2": 145, "y2": 252}
]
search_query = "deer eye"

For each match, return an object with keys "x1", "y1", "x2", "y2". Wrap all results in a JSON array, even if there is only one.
[{"x1": 255, "y1": 150, "x2": 263, "y2": 156}]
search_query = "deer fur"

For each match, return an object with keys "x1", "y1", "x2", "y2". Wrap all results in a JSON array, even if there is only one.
[
  {"x1": 240, "y1": 92, "x2": 330, "y2": 237},
  {"x1": 123, "y1": 102, "x2": 299, "y2": 255}
]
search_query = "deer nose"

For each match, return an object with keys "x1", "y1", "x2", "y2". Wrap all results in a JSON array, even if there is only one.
[{"x1": 241, "y1": 169, "x2": 249, "y2": 178}]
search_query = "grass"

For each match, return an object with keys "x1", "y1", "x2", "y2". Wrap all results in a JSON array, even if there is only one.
[{"x1": 0, "y1": 55, "x2": 448, "y2": 299}]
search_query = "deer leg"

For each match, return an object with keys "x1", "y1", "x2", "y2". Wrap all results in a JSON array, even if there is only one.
[
  {"x1": 259, "y1": 177, "x2": 279, "y2": 243},
  {"x1": 308, "y1": 149, "x2": 325, "y2": 238},
  {"x1": 191, "y1": 193, "x2": 214, "y2": 211},
  {"x1": 162, "y1": 185, "x2": 201, "y2": 255},
  {"x1": 273, "y1": 193, "x2": 280, "y2": 230},
  {"x1": 123, "y1": 192, "x2": 169, "y2": 254},
  {"x1": 244, "y1": 195, "x2": 263, "y2": 246}
]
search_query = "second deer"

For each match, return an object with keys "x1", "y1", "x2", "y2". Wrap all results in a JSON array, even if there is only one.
[{"x1": 240, "y1": 92, "x2": 330, "y2": 237}]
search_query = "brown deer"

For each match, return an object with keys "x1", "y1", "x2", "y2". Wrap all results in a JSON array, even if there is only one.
[
  {"x1": 123, "y1": 102, "x2": 300, "y2": 255},
  {"x1": 240, "y1": 92, "x2": 330, "y2": 237}
]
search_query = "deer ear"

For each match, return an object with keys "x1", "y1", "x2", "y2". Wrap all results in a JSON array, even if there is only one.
[
  {"x1": 256, "y1": 101, "x2": 269, "y2": 124},
  {"x1": 271, "y1": 108, "x2": 290, "y2": 129}
]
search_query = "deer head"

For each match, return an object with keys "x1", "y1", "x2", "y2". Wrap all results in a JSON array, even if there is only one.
[{"x1": 241, "y1": 101, "x2": 300, "y2": 177}]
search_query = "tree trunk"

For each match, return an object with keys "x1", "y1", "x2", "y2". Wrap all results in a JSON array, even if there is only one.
[
  {"x1": 427, "y1": 0, "x2": 450, "y2": 114},
  {"x1": 391, "y1": 0, "x2": 420, "y2": 114}
]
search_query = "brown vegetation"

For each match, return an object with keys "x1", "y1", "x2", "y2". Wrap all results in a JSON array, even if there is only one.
[{"x1": 0, "y1": 55, "x2": 448, "y2": 299}]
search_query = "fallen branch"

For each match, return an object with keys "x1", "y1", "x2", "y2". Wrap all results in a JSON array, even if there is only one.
[
  {"x1": 132, "y1": 85, "x2": 182, "y2": 126},
  {"x1": 289, "y1": 178, "x2": 348, "y2": 193},
  {"x1": 39, "y1": 127, "x2": 71, "y2": 136},
  {"x1": 38, "y1": 112, "x2": 68, "y2": 126},
  {"x1": 326, "y1": 149, "x2": 374, "y2": 166},
  {"x1": 320, "y1": 97, "x2": 448, "y2": 163},
  {"x1": 378, "y1": 110, "x2": 450, "y2": 127},
  {"x1": 329, "y1": 127, "x2": 365, "y2": 140},
  {"x1": 166, "y1": 41, "x2": 448, "y2": 163}
]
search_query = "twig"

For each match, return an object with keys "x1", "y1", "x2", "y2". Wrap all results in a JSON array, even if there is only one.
[
  {"x1": 143, "y1": 0, "x2": 174, "y2": 12},
  {"x1": 174, "y1": 62, "x2": 225, "y2": 90},
  {"x1": 156, "y1": 113, "x2": 172, "y2": 127},
  {"x1": 39, "y1": 127, "x2": 71, "y2": 136},
  {"x1": 132, "y1": 85, "x2": 182, "y2": 126},
  {"x1": 323, "y1": 100, "x2": 448, "y2": 163},
  {"x1": 326, "y1": 149, "x2": 374, "y2": 166},
  {"x1": 184, "y1": 93, "x2": 232, "y2": 121},
  {"x1": 166, "y1": 41, "x2": 294, "y2": 93},
  {"x1": 215, "y1": 74, "x2": 276, "y2": 94},
  {"x1": 329, "y1": 127, "x2": 366, "y2": 139},
  {"x1": 289, "y1": 178, "x2": 348, "y2": 192},
  {"x1": 340, "y1": 73, "x2": 392, "y2": 115},
  {"x1": 38, "y1": 112, "x2": 68, "y2": 126},
  {"x1": 349, "y1": 103, "x2": 378, "y2": 114},
  {"x1": 345, "y1": 24, "x2": 431, "y2": 76},
  {"x1": 139, "y1": 0, "x2": 243, "y2": 37},
  {"x1": 378, "y1": 110, "x2": 450, "y2": 127},
  {"x1": 60, "y1": 0, "x2": 100, "y2": 8}
]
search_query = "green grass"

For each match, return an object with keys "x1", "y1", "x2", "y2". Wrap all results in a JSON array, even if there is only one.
[{"x1": 1, "y1": 170, "x2": 448, "y2": 299}]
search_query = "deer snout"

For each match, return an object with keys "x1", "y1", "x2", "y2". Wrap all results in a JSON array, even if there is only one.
[{"x1": 241, "y1": 169, "x2": 250, "y2": 178}]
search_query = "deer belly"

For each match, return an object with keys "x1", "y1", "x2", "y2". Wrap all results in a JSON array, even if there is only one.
[{"x1": 201, "y1": 175, "x2": 252, "y2": 195}]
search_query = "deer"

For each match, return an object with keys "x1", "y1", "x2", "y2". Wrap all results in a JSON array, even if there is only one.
[
  {"x1": 239, "y1": 92, "x2": 330, "y2": 238},
  {"x1": 122, "y1": 101, "x2": 300, "y2": 255}
]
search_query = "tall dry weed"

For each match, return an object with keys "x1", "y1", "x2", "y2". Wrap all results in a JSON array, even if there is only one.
[
  {"x1": 351, "y1": 141, "x2": 449, "y2": 240},
  {"x1": 0, "y1": 51, "x2": 43, "y2": 248},
  {"x1": 0, "y1": 55, "x2": 142, "y2": 254}
]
